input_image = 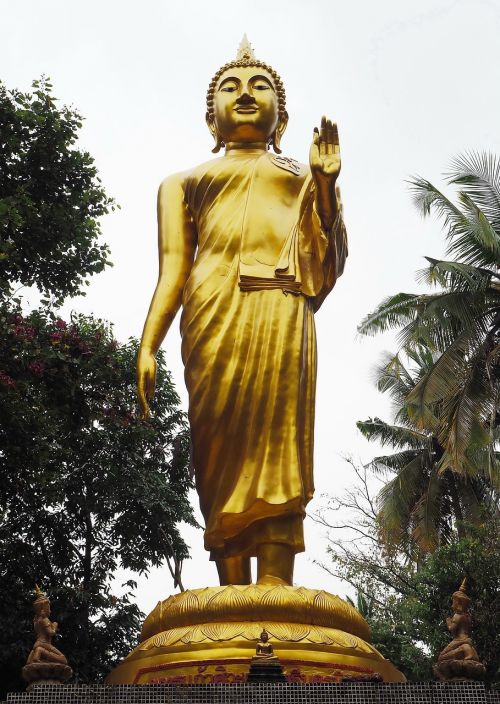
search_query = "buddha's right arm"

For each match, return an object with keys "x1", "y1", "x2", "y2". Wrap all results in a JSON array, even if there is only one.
[{"x1": 137, "y1": 175, "x2": 196, "y2": 415}]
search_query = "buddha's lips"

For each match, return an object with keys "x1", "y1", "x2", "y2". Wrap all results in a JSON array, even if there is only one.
[{"x1": 234, "y1": 106, "x2": 258, "y2": 113}]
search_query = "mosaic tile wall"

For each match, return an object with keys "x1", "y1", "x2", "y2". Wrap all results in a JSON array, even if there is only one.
[{"x1": 4, "y1": 682, "x2": 500, "y2": 704}]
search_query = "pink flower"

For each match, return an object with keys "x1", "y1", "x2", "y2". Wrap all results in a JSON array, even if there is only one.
[
  {"x1": 28, "y1": 361, "x2": 46, "y2": 377},
  {"x1": 0, "y1": 370, "x2": 16, "y2": 388},
  {"x1": 51, "y1": 332, "x2": 63, "y2": 343},
  {"x1": 13, "y1": 324, "x2": 35, "y2": 339},
  {"x1": 55, "y1": 319, "x2": 67, "y2": 330}
]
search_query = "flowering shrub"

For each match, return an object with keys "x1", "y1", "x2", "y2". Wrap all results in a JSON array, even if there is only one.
[{"x1": 0, "y1": 302, "x2": 194, "y2": 690}]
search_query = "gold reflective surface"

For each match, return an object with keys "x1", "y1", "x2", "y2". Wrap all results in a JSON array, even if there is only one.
[
  {"x1": 137, "y1": 40, "x2": 346, "y2": 585},
  {"x1": 139, "y1": 585, "x2": 371, "y2": 643},
  {"x1": 118, "y1": 39, "x2": 407, "y2": 686},
  {"x1": 106, "y1": 586, "x2": 405, "y2": 684}
]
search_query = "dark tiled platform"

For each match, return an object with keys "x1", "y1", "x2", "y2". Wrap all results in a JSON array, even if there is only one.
[{"x1": 4, "y1": 683, "x2": 500, "y2": 704}]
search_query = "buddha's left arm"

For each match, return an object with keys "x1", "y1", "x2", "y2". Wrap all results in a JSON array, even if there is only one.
[{"x1": 309, "y1": 116, "x2": 341, "y2": 231}]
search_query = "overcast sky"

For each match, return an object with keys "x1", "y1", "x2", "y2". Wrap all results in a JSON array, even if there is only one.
[{"x1": 2, "y1": 0, "x2": 500, "y2": 613}]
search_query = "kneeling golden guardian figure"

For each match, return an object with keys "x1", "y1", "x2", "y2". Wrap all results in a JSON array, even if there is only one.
[{"x1": 107, "y1": 37, "x2": 404, "y2": 684}]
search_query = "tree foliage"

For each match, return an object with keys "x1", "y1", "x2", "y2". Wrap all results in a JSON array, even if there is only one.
[
  {"x1": 357, "y1": 349, "x2": 498, "y2": 554},
  {"x1": 0, "y1": 77, "x2": 115, "y2": 303},
  {"x1": 0, "y1": 304, "x2": 194, "y2": 694},
  {"x1": 0, "y1": 77, "x2": 197, "y2": 695},
  {"x1": 358, "y1": 153, "x2": 500, "y2": 473},
  {"x1": 313, "y1": 460, "x2": 500, "y2": 684}
]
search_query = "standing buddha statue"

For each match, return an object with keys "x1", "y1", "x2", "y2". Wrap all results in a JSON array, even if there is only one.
[
  {"x1": 108, "y1": 38, "x2": 406, "y2": 686},
  {"x1": 137, "y1": 36, "x2": 347, "y2": 587}
]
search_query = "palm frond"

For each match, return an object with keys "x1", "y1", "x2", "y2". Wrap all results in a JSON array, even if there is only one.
[
  {"x1": 358, "y1": 293, "x2": 420, "y2": 337},
  {"x1": 399, "y1": 292, "x2": 493, "y2": 360},
  {"x1": 411, "y1": 467, "x2": 445, "y2": 552},
  {"x1": 455, "y1": 476, "x2": 489, "y2": 525},
  {"x1": 447, "y1": 151, "x2": 500, "y2": 230},
  {"x1": 369, "y1": 449, "x2": 426, "y2": 475},
  {"x1": 417, "y1": 258, "x2": 495, "y2": 292},
  {"x1": 439, "y1": 346, "x2": 493, "y2": 469},
  {"x1": 357, "y1": 418, "x2": 429, "y2": 450},
  {"x1": 374, "y1": 352, "x2": 415, "y2": 401},
  {"x1": 407, "y1": 327, "x2": 480, "y2": 412},
  {"x1": 456, "y1": 192, "x2": 500, "y2": 266},
  {"x1": 409, "y1": 175, "x2": 500, "y2": 268},
  {"x1": 377, "y1": 452, "x2": 429, "y2": 544}
]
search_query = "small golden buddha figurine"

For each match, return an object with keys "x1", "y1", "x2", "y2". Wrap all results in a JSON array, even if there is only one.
[
  {"x1": 247, "y1": 628, "x2": 286, "y2": 682},
  {"x1": 22, "y1": 586, "x2": 72, "y2": 688},
  {"x1": 433, "y1": 579, "x2": 486, "y2": 681},
  {"x1": 255, "y1": 629, "x2": 276, "y2": 659},
  {"x1": 137, "y1": 36, "x2": 347, "y2": 587}
]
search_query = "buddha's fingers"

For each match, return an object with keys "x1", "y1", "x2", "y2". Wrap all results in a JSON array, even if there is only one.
[
  {"x1": 326, "y1": 120, "x2": 334, "y2": 155},
  {"x1": 320, "y1": 116, "x2": 327, "y2": 156},
  {"x1": 332, "y1": 122, "x2": 340, "y2": 154},
  {"x1": 137, "y1": 381, "x2": 150, "y2": 419}
]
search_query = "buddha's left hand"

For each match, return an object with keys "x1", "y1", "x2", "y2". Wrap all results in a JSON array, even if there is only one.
[
  {"x1": 310, "y1": 116, "x2": 341, "y2": 182},
  {"x1": 309, "y1": 116, "x2": 341, "y2": 230}
]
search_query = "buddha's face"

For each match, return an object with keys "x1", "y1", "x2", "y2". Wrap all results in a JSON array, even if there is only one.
[{"x1": 211, "y1": 66, "x2": 279, "y2": 144}]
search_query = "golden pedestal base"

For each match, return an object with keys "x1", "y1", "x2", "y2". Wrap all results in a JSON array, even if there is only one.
[{"x1": 106, "y1": 585, "x2": 405, "y2": 684}]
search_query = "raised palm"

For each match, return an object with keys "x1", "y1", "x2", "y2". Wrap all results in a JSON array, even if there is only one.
[{"x1": 310, "y1": 116, "x2": 341, "y2": 181}]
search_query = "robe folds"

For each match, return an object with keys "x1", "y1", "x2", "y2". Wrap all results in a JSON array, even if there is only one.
[{"x1": 177, "y1": 151, "x2": 347, "y2": 558}]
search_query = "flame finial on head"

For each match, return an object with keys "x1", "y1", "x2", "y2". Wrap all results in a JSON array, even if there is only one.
[{"x1": 236, "y1": 34, "x2": 256, "y2": 63}]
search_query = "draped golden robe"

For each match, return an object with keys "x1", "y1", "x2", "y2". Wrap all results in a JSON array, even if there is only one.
[{"x1": 177, "y1": 150, "x2": 347, "y2": 559}]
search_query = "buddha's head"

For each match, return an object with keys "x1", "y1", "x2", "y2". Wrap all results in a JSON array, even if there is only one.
[
  {"x1": 260, "y1": 629, "x2": 269, "y2": 642},
  {"x1": 206, "y1": 36, "x2": 288, "y2": 153}
]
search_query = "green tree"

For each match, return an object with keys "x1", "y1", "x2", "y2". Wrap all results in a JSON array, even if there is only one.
[
  {"x1": 346, "y1": 591, "x2": 432, "y2": 681},
  {"x1": 0, "y1": 77, "x2": 115, "y2": 303},
  {"x1": 0, "y1": 305, "x2": 195, "y2": 695},
  {"x1": 359, "y1": 152, "x2": 500, "y2": 476},
  {"x1": 357, "y1": 347, "x2": 498, "y2": 553},
  {"x1": 0, "y1": 77, "x2": 196, "y2": 694},
  {"x1": 313, "y1": 461, "x2": 500, "y2": 684}
]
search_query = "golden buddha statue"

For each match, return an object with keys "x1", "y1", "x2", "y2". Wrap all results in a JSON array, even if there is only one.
[
  {"x1": 255, "y1": 629, "x2": 276, "y2": 659},
  {"x1": 108, "y1": 38, "x2": 405, "y2": 685},
  {"x1": 137, "y1": 35, "x2": 347, "y2": 588}
]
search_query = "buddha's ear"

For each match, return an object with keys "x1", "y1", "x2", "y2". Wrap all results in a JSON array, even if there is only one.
[
  {"x1": 270, "y1": 111, "x2": 289, "y2": 154},
  {"x1": 206, "y1": 112, "x2": 224, "y2": 153}
]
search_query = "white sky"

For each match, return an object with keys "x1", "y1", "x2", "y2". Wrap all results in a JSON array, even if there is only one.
[{"x1": 2, "y1": 0, "x2": 500, "y2": 614}]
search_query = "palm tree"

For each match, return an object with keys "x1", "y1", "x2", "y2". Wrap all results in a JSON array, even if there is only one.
[
  {"x1": 359, "y1": 152, "x2": 500, "y2": 481},
  {"x1": 357, "y1": 347, "x2": 498, "y2": 555}
]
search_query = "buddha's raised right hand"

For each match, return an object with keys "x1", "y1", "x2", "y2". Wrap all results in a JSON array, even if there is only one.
[{"x1": 137, "y1": 348, "x2": 157, "y2": 419}]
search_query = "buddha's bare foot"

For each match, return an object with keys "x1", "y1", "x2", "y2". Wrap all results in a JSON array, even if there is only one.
[{"x1": 256, "y1": 574, "x2": 289, "y2": 586}]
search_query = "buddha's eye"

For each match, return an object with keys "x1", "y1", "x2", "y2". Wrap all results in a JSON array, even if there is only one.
[
  {"x1": 221, "y1": 83, "x2": 238, "y2": 93},
  {"x1": 254, "y1": 83, "x2": 270, "y2": 91}
]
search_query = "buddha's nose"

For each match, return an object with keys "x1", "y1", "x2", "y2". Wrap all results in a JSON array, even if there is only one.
[{"x1": 236, "y1": 92, "x2": 256, "y2": 105}]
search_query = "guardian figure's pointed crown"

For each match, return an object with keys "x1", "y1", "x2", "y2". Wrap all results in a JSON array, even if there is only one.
[
  {"x1": 206, "y1": 35, "x2": 287, "y2": 122},
  {"x1": 453, "y1": 577, "x2": 471, "y2": 606}
]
